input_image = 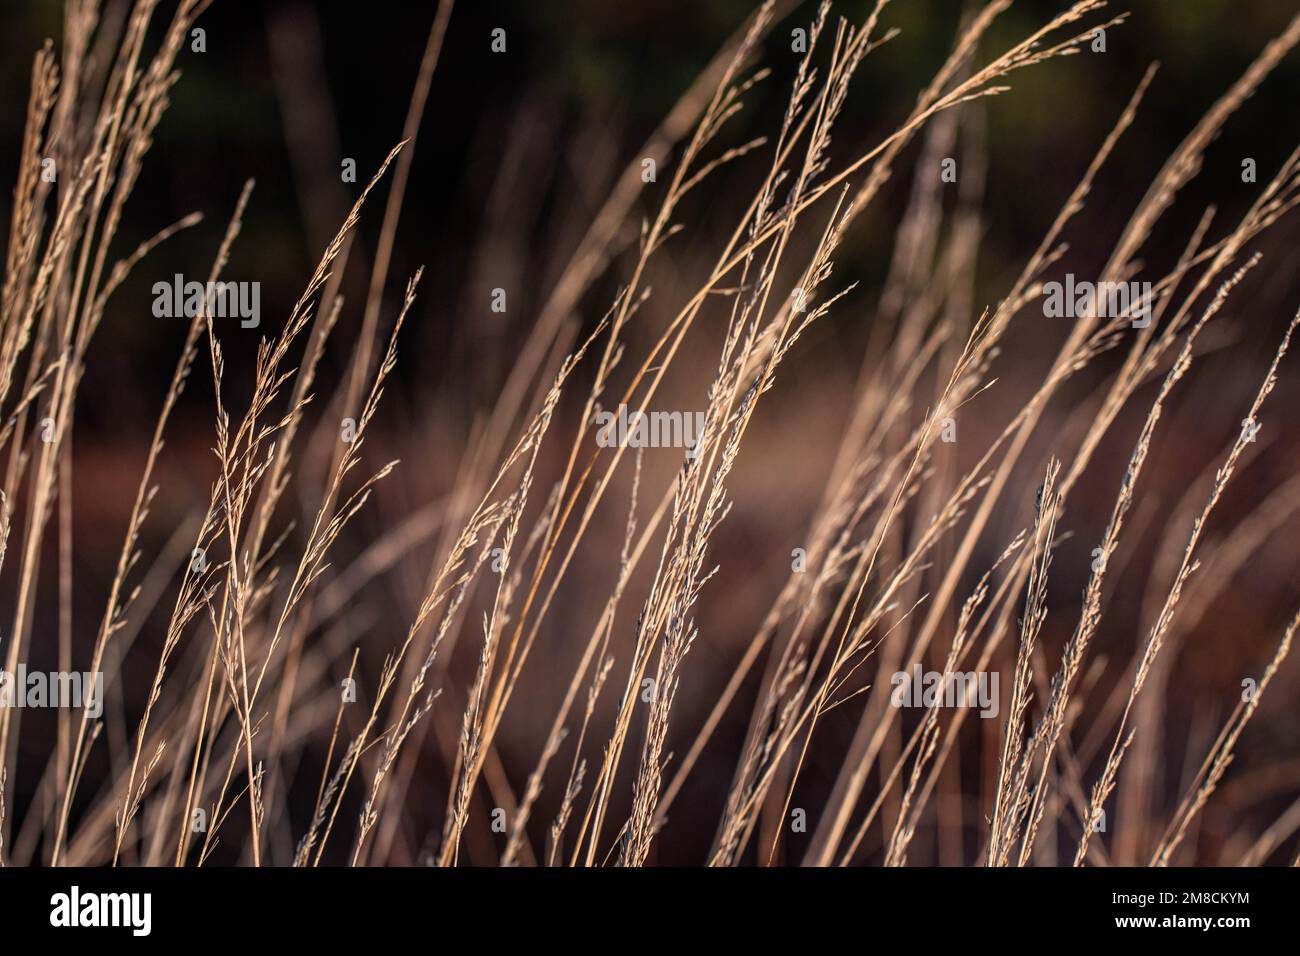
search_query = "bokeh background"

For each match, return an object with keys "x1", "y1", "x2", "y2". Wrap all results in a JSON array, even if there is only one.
[{"x1": 0, "y1": 0, "x2": 1298, "y2": 864}]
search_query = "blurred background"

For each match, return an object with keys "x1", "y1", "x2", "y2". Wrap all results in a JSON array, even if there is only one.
[{"x1": 0, "y1": 0, "x2": 1298, "y2": 864}]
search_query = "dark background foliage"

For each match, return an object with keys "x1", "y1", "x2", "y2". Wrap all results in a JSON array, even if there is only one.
[{"x1": 1, "y1": 1, "x2": 1297, "y2": 864}]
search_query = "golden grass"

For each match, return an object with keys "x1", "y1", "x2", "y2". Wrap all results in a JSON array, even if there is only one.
[{"x1": 1, "y1": 0, "x2": 1298, "y2": 867}]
